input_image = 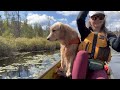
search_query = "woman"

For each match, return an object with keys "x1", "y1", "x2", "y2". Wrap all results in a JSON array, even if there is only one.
[{"x1": 72, "y1": 11, "x2": 120, "y2": 79}]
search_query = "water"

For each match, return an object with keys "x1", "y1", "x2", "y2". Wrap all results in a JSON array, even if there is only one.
[
  {"x1": 0, "y1": 50, "x2": 120, "y2": 79},
  {"x1": 109, "y1": 54, "x2": 120, "y2": 79},
  {"x1": 0, "y1": 51, "x2": 60, "y2": 79}
]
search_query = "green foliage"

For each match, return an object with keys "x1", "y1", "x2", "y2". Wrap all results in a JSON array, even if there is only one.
[
  {"x1": 0, "y1": 30, "x2": 2, "y2": 36},
  {"x1": 43, "y1": 30, "x2": 49, "y2": 38},
  {"x1": 2, "y1": 20, "x2": 14, "y2": 38},
  {"x1": 2, "y1": 29, "x2": 14, "y2": 38},
  {"x1": 20, "y1": 22, "x2": 35, "y2": 38},
  {"x1": 14, "y1": 37, "x2": 60, "y2": 52},
  {"x1": 2, "y1": 20, "x2": 8, "y2": 30},
  {"x1": 0, "y1": 12, "x2": 50, "y2": 38},
  {"x1": 0, "y1": 36, "x2": 60, "y2": 57},
  {"x1": 0, "y1": 36, "x2": 15, "y2": 57},
  {"x1": 33, "y1": 23, "x2": 43, "y2": 37}
]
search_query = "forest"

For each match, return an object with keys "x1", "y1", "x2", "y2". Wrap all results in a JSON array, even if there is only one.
[
  {"x1": 0, "y1": 11, "x2": 119, "y2": 57},
  {"x1": 0, "y1": 11, "x2": 60, "y2": 57}
]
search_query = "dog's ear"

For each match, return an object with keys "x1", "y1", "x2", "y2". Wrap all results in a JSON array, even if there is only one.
[
  {"x1": 58, "y1": 23, "x2": 66, "y2": 39},
  {"x1": 59, "y1": 23, "x2": 65, "y2": 31},
  {"x1": 59, "y1": 24, "x2": 62, "y2": 30},
  {"x1": 59, "y1": 22, "x2": 63, "y2": 30}
]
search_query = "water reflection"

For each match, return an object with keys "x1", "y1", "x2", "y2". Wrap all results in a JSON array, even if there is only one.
[
  {"x1": 0, "y1": 51, "x2": 60, "y2": 79},
  {"x1": 110, "y1": 54, "x2": 120, "y2": 79}
]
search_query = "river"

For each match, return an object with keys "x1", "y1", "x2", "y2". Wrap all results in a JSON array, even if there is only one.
[
  {"x1": 109, "y1": 54, "x2": 120, "y2": 79},
  {"x1": 0, "y1": 51, "x2": 60, "y2": 79},
  {"x1": 0, "y1": 50, "x2": 119, "y2": 79}
]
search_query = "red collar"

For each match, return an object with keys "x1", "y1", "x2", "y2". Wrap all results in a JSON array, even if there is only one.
[{"x1": 68, "y1": 37, "x2": 80, "y2": 45}]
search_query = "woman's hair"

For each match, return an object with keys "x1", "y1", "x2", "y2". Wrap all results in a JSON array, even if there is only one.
[
  {"x1": 87, "y1": 17, "x2": 108, "y2": 35},
  {"x1": 100, "y1": 20, "x2": 108, "y2": 34}
]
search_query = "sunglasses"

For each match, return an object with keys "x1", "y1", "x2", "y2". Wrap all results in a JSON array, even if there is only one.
[{"x1": 91, "y1": 15, "x2": 105, "y2": 20}]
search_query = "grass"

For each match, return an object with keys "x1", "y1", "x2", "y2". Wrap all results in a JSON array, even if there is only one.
[{"x1": 0, "y1": 36, "x2": 60, "y2": 57}]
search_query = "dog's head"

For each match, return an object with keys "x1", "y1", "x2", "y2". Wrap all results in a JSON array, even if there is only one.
[{"x1": 47, "y1": 22, "x2": 65, "y2": 41}]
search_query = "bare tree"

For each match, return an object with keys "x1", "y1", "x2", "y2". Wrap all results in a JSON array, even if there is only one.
[
  {"x1": 10, "y1": 12, "x2": 16, "y2": 35},
  {"x1": 23, "y1": 11, "x2": 28, "y2": 23},
  {"x1": 16, "y1": 11, "x2": 20, "y2": 37},
  {"x1": 4, "y1": 11, "x2": 11, "y2": 27},
  {"x1": 0, "y1": 15, "x2": 3, "y2": 35},
  {"x1": 10, "y1": 11, "x2": 21, "y2": 37}
]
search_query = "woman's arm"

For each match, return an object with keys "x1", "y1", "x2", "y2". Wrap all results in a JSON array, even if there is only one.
[
  {"x1": 76, "y1": 11, "x2": 90, "y2": 41},
  {"x1": 107, "y1": 32, "x2": 120, "y2": 52}
]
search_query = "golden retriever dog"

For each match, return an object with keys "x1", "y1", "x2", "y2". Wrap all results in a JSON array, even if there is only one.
[{"x1": 47, "y1": 22, "x2": 80, "y2": 77}]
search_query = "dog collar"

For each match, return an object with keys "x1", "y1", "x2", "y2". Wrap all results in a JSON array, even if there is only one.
[{"x1": 68, "y1": 37, "x2": 80, "y2": 45}]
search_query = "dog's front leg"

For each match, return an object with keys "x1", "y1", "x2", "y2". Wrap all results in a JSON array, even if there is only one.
[
  {"x1": 66, "y1": 60, "x2": 72, "y2": 77},
  {"x1": 60, "y1": 55, "x2": 64, "y2": 70},
  {"x1": 66, "y1": 56, "x2": 75, "y2": 77},
  {"x1": 60, "y1": 45, "x2": 65, "y2": 71}
]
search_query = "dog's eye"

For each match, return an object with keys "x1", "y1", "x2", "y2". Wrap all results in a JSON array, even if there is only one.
[{"x1": 52, "y1": 30, "x2": 56, "y2": 32}]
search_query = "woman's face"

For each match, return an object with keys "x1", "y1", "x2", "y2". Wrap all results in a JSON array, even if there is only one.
[{"x1": 89, "y1": 14, "x2": 105, "y2": 32}]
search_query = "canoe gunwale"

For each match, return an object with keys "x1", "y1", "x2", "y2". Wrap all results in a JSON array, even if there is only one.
[{"x1": 37, "y1": 60, "x2": 61, "y2": 79}]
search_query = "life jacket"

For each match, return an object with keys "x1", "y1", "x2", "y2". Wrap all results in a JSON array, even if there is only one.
[{"x1": 78, "y1": 31, "x2": 111, "y2": 62}]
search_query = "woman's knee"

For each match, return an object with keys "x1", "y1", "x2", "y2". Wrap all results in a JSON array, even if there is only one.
[
  {"x1": 72, "y1": 50, "x2": 88, "y2": 79},
  {"x1": 96, "y1": 77, "x2": 106, "y2": 79},
  {"x1": 77, "y1": 50, "x2": 88, "y2": 55},
  {"x1": 89, "y1": 70, "x2": 108, "y2": 79},
  {"x1": 73, "y1": 50, "x2": 89, "y2": 69},
  {"x1": 76, "y1": 50, "x2": 88, "y2": 60}
]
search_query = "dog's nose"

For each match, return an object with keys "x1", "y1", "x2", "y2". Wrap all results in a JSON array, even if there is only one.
[{"x1": 47, "y1": 38, "x2": 50, "y2": 40}]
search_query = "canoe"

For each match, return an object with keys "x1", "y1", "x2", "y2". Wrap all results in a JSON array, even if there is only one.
[
  {"x1": 38, "y1": 60, "x2": 114, "y2": 79},
  {"x1": 38, "y1": 60, "x2": 61, "y2": 79}
]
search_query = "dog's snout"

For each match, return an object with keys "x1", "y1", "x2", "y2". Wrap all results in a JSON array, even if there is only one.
[{"x1": 47, "y1": 38, "x2": 50, "y2": 40}]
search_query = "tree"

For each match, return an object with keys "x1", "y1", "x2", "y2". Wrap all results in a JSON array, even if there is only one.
[
  {"x1": 0, "y1": 15, "x2": 3, "y2": 35},
  {"x1": 33, "y1": 23, "x2": 43, "y2": 37},
  {"x1": 2, "y1": 20, "x2": 14, "y2": 38},
  {"x1": 23, "y1": 11, "x2": 28, "y2": 23},
  {"x1": 43, "y1": 16, "x2": 52, "y2": 37},
  {"x1": 14, "y1": 11, "x2": 21, "y2": 37},
  {"x1": 20, "y1": 21, "x2": 34, "y2": 38},
  {"x1": 3, "y1": 11, "x2": 21, "y2": 38},
  {"x1": 10, "y1": 12, "x2": 16, "y2": 36},
  {"x1": 4, "y1": 11, "x2": 10, "y2": 27}
]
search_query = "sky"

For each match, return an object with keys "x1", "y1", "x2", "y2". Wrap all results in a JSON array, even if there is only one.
[{"x1": 0, "y1": 11, "x2": 120, "y2": 32}]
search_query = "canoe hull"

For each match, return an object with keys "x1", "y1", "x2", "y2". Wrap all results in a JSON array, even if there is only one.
[
  {"x1": 39, "y1": 60, "x2": 113, "y2": 79},
  {"x1": 39, "y1": 60, "x2": 61, "y2": 79}
]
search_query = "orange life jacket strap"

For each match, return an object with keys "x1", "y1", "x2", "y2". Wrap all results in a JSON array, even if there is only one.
[{"x1": 90, "y1": 33, "x2": 98, "y2": 59}]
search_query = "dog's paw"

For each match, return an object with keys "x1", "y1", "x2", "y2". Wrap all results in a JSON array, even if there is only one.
[
  {"x1": 59, "y1": 66, "x2": 64, "y2": 71},
  {"x1": 66, "y1": 71, "x2": 71, "y2": 77}
]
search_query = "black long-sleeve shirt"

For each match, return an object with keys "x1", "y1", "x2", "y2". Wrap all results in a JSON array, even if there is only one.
[{"x1": 76, "y1": 11, "x2": 120, "y2": 52}]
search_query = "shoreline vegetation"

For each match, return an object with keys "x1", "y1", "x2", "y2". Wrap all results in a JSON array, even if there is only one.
[
  {"x1": 0, "y1": 36, "x2": 60, "y2": 58},
  {"x1": 0, "y1": 36, "x2": 119, "y2": 59},
  {"x1": 0, "y1": 36, "x2": 119, "y2": 58}
]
